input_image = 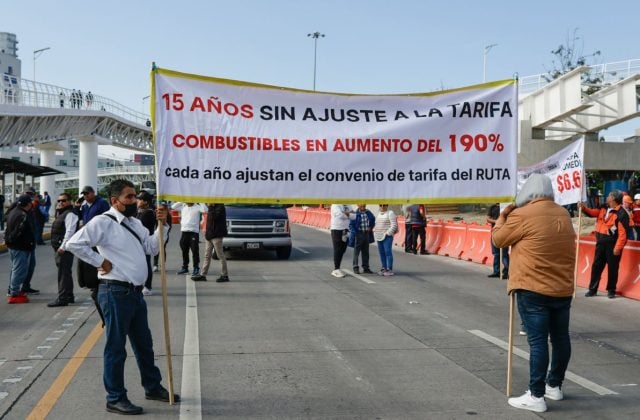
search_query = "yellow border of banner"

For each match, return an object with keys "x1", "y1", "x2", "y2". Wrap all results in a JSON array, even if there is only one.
[
  {"x1": 158, "y1": 194, "x2": 515, "y2": 205},
  {"x1": 153, "y1": 66, "x2": 515, "y2": 97}
]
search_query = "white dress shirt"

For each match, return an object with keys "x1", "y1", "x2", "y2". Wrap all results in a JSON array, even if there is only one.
[
  {"x1": 330, "y1": 204, "x2": 352, "y2": 230},
  {"x1": 172, "y1": 202, "x2": 206, "y2": 232},
  {"x1": 65, "y1": 207, "x2": 168, "y2": 285}
]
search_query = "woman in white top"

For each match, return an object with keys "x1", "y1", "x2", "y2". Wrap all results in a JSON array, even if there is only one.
[
  {"x1": 373, "y1": 204, "x2": 398, "y2": 276},
  {"x1": 330, "y1": 204, "x2": 352, "y2": 277}
]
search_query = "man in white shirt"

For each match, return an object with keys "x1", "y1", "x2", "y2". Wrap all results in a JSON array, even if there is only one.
[
  {"x1": 171, "y1": 202, "x2": 206, "y2": 275},
  {"x1": 330, "y1": 204, "x2": 352, "y2": 277},
  {"x1": 65, "y1": 179, "x2": 178, "y2": 415}
]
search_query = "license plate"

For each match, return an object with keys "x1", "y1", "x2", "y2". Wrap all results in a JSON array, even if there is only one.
[{"x1": 245, "y1": 242, "x2": 261, "y2": 249}]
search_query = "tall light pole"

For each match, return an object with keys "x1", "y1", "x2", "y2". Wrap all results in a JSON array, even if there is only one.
[
  {"x1": 307, "y1": 32, "x2": 325, "y2": 91},
  {"x1": 33, "y1": 47, "x2": 51, "y2": 82},
  {"x1": 483, "y1": 43, "x2": 498, "y2": 82}
]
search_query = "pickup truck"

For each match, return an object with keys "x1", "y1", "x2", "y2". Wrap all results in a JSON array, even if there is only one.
[{"x1": 214, "y1": 204, "x2": 292, "y2": 260}]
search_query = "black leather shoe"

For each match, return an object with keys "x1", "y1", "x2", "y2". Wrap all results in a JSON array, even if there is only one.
[
  {"x1": 608, "y1": 291, "x2": 616, "y2": 299},
  {"x1": 362, "y1": 268, "x2": 374, "y2": 274},
  {"x1": 584, "y1": 291, "x2": 597, "y2": 297},
  {"x1": 145, "y1": 387, "x2": 180, "y2": 402},
  {"x1": 353, "y1": 267, "x2": 360, "y2": 274},
  {"x1": 177, "y1": 268, "x2": 189, "y2": 275},
  {"x1": 487, "y1": 273, "x2": 500, "y2": 278},
  {"x1": 216, "y1": 275, "x2": 230, "y2": 283},
  {"x1": 47, "y1": 299, "x2": 69, "y2": 307},
  {"x1": 106, "y1": 398, "x2": 143, "y2": 415},
  {"x1": 191, "y1": 275, "x2": 207, "y2": 282},
  {"x1": 21, "y1": 287, "x2": 40, "y2": 295}
]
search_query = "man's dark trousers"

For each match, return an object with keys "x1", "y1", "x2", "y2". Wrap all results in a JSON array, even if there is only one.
[
  {"x1": 54, "y1": 250, "x2": 74, "y2": 302},
  {"x1": 179, "y1": 231, "x2": 200, "y2": 269},
  {"x1": 352, "y1": 231, "x2": 370, "y2": 270},
  {"x1": 588, "y1": 240, "x2": 621, "y2": 293}
]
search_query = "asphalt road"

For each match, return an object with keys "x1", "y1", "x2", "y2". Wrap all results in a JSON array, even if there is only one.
[{"x1": 0, "y1": 224, "x2": 639, "y2": 419}]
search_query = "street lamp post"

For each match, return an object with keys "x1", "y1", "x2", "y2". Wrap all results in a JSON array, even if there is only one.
[
  {"x1": 483, "y1": 44, "x2": 498, "y2": 83},
  {"x1": 33, "y1": 47, "x2": 51, "y2": 83},
  {"x1": 307, "y1": 32, "x2": 325, "y2": 91}
]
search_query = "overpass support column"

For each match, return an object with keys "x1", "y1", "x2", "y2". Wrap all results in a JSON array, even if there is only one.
[
  {"x1": 37, "y1": 143, "x2": 65, "y2": 218},
  {"x1": 78, "y1": 135, "x2": 98, "y2": 193}
]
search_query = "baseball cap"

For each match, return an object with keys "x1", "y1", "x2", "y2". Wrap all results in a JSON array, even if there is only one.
[
  {"x1": 80, "y1": 185, "x2": 95, "y2": 195},
  {"x1": 17, "y1": 194, "x2": 32, "y2": 206},
  {"x1": 25, "y1": 187, "x2": 36, "y2": 195},
  {"x1": 635, "y1": 193, "x2": 640, "y2": 200},
  {"x1": 136, "y1": 191, "x2": 153, "y2": 202}
]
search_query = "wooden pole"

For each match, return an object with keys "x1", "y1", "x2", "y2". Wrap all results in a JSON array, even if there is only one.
[
  {"x1": 506, "y1": 292, "x2": 515, "y2": 396},
  {"x1": 158, "y1": 222, "x2": 175, "y2": 404}
]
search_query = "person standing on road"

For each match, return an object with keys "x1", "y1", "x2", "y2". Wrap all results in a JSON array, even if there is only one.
[
  {"x1": 492, "y1": 174, "x2": 576, "y2": 413},
  {"x1": 47, "y1": 193, "x2": 79, "y2": 307},
  {"x1": 78, "y1": 185, "x2": 110, "y2": 225},
  {"x1": 348, "y1": 204, "x2": 375, "y2": 274},
  {"x1": 409, "y1": 204, "x2": 428, "y2": 255},
  {"x1": 581, "y1": 190, "x2": 629, "y2": 298},
  {"x1": 402, "y1": 203, "x2": 414, "y2": 253},
  {"x1": 330, "y1": 204, "x2": 352, "y2": 278},
  {"x1": 172, "y1": 202, "x2": 206, "y2": 275},
  {"x1": 65, "y1": 179, "x2": 179, "y2": 415},
  {"x1": 196, "y1": 203, "x2": 229, "y2": 282},
  {"x1": 136, "y1": 191, "x2": 157, "y2": 295},
  {"x1": 373, "y1": 204, "x2": 398, "y2": 276},
  {"x1": 4, "y1": 194, "x2": 37, "y2": 303},
  {"x1": 487, "y1": 203, "x2": 509, "y2": 279}
]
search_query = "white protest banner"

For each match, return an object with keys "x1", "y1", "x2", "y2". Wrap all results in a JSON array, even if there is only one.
[
  {"x1": 152, "y1": 68, "x2": 518, "y2": 204},
  {"x1": 517, "y1": 137, "x2": 586, "y2": 206}
]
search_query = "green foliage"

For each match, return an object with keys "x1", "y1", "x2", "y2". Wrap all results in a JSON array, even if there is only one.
[{"x1": 544, "y1": 28, "x2": 603, "y2": 95}]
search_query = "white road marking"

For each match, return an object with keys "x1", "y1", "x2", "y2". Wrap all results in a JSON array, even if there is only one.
[
  {"x1": 180, "y1": 277, "x2": 202, "y2": 419},
  {"x1": 341, "y1": 269, "x2": 376, "y2": 284},
  {"x1": 468, "y1": 329, "x2": 617, "y2": 396},
  {"x1": 294, "y1": 246, "x2": 310, "y2": 254},
  {"x1": 3, "y1": 378, "x2": 22, "y2": 383}
]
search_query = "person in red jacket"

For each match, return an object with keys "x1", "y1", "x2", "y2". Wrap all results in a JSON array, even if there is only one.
[{"x1": 581, "y1": 190, "x2": 629, "y2": 298}]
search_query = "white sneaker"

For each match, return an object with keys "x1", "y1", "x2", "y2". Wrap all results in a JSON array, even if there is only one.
[
  {"x1": 142, "y1": 287, "x2": 153, "y2": 296},
  {"x1": 153, "y1": 265, "x2": 159, "y2": 272},
  {"x1": 383, "y1": 270, "x2": 395, "y2": 276},
  {"x1": 544, "y1": 384, "x2": 564, "y2": 401},
  {"x1": 331, "y1": 269, "x2": 345, "y2": 278},
  {"x1": 508, "y1": 390, "x2": 547, "y2": 413}
]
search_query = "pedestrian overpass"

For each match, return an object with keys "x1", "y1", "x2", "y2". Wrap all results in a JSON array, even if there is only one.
[{"x1": 0, "y1": 76, "x2": 152, "y2": 196}]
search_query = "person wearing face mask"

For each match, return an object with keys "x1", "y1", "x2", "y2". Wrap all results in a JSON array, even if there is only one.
[
  {"x1": 65, "y1": 179, "x2": 179, "y2": 415},
  {"x1": 47, "y1": 193, "x2": 79, "y2": 307}
]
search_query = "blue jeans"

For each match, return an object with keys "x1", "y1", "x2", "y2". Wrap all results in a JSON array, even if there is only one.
[
  {"x1": 97, "y1": 283, "x2": 163, "y2": 403},
  {"x1": 377, "y1": 235, "x2": 393, "y2": 270},
  {"x1": 517, "y1": 290, "x2": 572, "y2": 397},
  {"x1": 8, "y1": 249, "x2": 36, "y2": 295},
  {"x1": 490, "y1": 241, "x2": 509, "y2": 276}
]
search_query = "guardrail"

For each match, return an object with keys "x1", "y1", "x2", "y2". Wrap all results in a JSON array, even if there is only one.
[
  {"x1": 0, "y1": 75, "x2": 149, "y2": 126},
  {"x1": 519, "y1": 58, "x2": 640, "y2": 96}
]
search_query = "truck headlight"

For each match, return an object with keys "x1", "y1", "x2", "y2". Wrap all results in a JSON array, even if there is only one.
[{"x1": 275, "y1": 220, "x2": 288, "y2": 232}]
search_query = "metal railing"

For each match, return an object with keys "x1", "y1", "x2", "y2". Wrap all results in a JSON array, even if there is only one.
[
  {"x1": 56, "y1": 164, "x2": 156, "y2": 180},
  {"x1": 519, "y1": 58, "x2": 640, "y2": 96},
  {"x1": 0, "y1": 75, "x2": 149, "y2": 126}
]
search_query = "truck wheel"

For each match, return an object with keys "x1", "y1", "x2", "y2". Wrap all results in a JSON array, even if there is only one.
[{"x1": 276, "y1": 246, "x2": 292, "y2": 260}]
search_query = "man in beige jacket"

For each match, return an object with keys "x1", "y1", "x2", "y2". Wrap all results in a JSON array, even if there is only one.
[{"x1": 492, "y1": 174, "x2": 576, "y2": 413}]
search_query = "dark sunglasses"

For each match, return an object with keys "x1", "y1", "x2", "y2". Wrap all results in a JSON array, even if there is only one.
[{"x1": 57, "y1": 199, "x2": 68, "y2": 203}]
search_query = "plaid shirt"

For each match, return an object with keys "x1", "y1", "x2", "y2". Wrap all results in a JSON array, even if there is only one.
[{"x1": 358, "y1": 211, "x2": 369, "y2": 232}]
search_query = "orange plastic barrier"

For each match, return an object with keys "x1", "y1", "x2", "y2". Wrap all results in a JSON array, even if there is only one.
[
  {"x1": 425, "y1": 220, "x2": 444, "y2": 254},
  {"x1": 170, "y1": 209, "x2": 180, "y2": 225},
  {"x1": 464, "y1": 223, "x2": 493, "y2": 265},
  {"x1": 287, "y1": 207, "x2": 307, "y2": 224},
  {"x1": 576, "y1": 236, "x2": 640, "y2": 299},
  {"x1": 437, "y1": 221, "x2": 467, "y2": 259},
  {"x1": 394, "y1": 216, "x2": 406, "y2": 248}
]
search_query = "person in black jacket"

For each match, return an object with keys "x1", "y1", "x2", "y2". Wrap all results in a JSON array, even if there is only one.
[
  {"x1": 5, "y1": 194, "x2": 37, "y2": 303},
  {"x1": 136, "y1": 191, "x2": 157, "y2": 295},
  {"x1": 194, "y1": 203, "x2": 228, "y2": 282},
  {"x1": 48, "y1": 193, "x2": 79, "y2": 307}
]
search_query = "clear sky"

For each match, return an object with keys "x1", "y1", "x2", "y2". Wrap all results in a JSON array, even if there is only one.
[{"x1": 2, "y1": 0, "x2": 639, "y2": 133}]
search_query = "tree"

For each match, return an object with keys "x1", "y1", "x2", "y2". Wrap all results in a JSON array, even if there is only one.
[{"x1": 544, "y1": 28, "x2": 603, "y2": 95}]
